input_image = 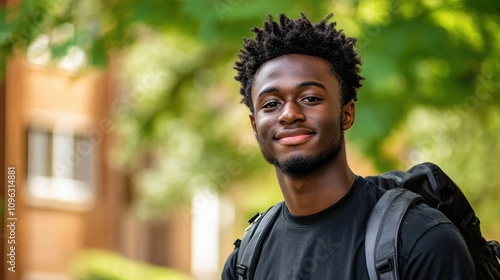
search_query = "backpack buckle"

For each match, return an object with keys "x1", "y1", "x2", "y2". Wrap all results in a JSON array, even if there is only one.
[
  {"x1": 245, "y1": 212, "x2": 262, "y2": 231},
  {"x1": 236, "y1": 264, "x2": 248, "y2": 279}
]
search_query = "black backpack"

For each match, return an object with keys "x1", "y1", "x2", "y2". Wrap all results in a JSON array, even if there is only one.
[{"x1": 233, "y1": 162, "x2": 500, "y2": 280}]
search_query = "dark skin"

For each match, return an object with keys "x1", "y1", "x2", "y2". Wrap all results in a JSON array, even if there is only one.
[{"x1": 249, "y1": 54, "x2": 357, "y2": 216}]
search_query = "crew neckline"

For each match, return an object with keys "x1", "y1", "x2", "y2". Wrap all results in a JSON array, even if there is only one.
[{"x1": 282, "y1": 176, "x2": 363, "y2": 227}]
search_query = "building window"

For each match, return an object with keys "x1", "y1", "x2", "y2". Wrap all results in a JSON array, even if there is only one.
[{"x1": 27, "y1": 126, "x2": 96, "y2": 206}]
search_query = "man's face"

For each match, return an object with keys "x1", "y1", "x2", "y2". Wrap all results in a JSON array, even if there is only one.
[{"x1": 249, "y1": 54, "x2": 355, "y2": 176}]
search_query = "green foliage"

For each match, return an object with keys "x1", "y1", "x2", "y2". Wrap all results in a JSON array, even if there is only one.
[
  {"x1": 72, "y1": 249, "x2": 191, "y2": 280},
  {"x1": 343, "y1": 0, "x2": 500, "y2": 170},
  {"x1": 0, "y1": 0, "x2": 329, "y2": 66}
]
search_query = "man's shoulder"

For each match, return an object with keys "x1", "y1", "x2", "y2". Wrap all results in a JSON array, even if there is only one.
[
  {"x1": 405, "y1": 202, "x2": 453, "y2": 224},
  {"x1": 399, "y1": 201, "x2": 463, "y2": 255},
  {"x1": 403, "y1": 202, "x2": 454, "y2": 234},
  {"x1": 397, "y1": 202, "x2": 475, "y2": 279}
]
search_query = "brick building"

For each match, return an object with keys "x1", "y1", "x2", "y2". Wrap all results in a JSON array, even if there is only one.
[{"x1": 0, "y1": 51, "x2": 199, "y2": 279}]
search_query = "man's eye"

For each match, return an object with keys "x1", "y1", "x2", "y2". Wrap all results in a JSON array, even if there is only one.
[
  {"x1": 302, "y1": 96, "x2": 321, "y2": 103},
  {"x1": 263, "y1": 101, "x2": 279, "y2": 108}
]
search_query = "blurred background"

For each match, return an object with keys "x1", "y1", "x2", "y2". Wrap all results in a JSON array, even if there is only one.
[{"x1": 0, "y1": 0, "x2": 499, "y2": 279}]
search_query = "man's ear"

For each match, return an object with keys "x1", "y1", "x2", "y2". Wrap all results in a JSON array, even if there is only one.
[
  {"x1": 249, "y1": 113, "x2": 258, "y2": 137},
  {"x1": 341, "y1": 100, "x2": 356, "y2": 131}
]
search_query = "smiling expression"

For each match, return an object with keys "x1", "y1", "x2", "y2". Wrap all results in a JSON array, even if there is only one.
[{"x1": 249, "y1": 54, "x2": 355, "y2": 175}]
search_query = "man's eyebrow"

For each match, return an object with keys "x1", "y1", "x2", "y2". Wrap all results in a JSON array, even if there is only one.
[
  {"x1": 257, "y1": 86, "x2": 279, "y2": 98},
  {"x1": 298, "y1": 81, "x2": 327, "y2": 91},
  {"x1": 257, "y1": 81, "x2": 327, "y2": 98}
]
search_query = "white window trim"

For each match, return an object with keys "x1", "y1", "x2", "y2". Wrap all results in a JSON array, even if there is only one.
[{"x1": 26, "y1": 125, "x2": 96, "y2": 211}]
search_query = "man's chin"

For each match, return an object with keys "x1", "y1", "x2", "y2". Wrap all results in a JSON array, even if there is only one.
[
  {"x1": 273, "y1": 155, "x2": 324, "y2": 177},
  {"x1": 263, "y1": 145, "x2": 343, "y2": 177}
]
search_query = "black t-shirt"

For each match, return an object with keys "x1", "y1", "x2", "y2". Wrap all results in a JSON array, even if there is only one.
[{"x1": 222, "y1": 176, "x2": 476, "y2": 280}]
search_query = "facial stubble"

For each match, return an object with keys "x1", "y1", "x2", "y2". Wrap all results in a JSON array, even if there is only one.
[{"x1": 257, "y1": 116, "x2": 344, "y2": 177}]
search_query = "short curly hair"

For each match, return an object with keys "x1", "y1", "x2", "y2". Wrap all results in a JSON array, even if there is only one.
[{"x1": 235, "y1": 13, "x2": 364, "y2": 112}]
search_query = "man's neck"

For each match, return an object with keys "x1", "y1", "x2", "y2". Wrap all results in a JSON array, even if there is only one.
[{"x1": 275, "y1": 152, "x2": 356, "y2": 216}]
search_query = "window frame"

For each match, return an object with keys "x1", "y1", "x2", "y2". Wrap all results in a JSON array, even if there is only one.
[{"x1": 26, "y1": 125, "x2": 97, "y2": 211}]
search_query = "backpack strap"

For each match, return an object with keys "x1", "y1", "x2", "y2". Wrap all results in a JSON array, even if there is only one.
[
  {"x1": 365, "y1": 188, "x2": 422, "y2": 280},
  {"x1": 235, "y1": 202, "x2": 283, "y2": 280}
]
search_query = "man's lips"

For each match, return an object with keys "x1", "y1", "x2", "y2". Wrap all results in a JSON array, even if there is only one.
[{"x1": 275, "y1": 129, "x2": 315, "y2": 145}]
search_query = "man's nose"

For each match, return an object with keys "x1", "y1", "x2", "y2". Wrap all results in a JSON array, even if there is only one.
[{"x1": 278, "y1": 102, "x2": 305, "y2": 124}]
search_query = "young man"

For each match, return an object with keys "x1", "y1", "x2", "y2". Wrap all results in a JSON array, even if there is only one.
[{"x1": 222, "y1": 14, "x2": 476, "y2": 279}]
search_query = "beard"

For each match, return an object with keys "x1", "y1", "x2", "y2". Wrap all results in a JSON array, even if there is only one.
[{"x1": 258, "y1": 126, "x2": 345, "y2": 177}]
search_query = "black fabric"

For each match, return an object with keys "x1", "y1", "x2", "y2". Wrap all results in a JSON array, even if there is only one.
[{"x1": 222, "y1": 176, "x2": 476, "y2": 279}]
